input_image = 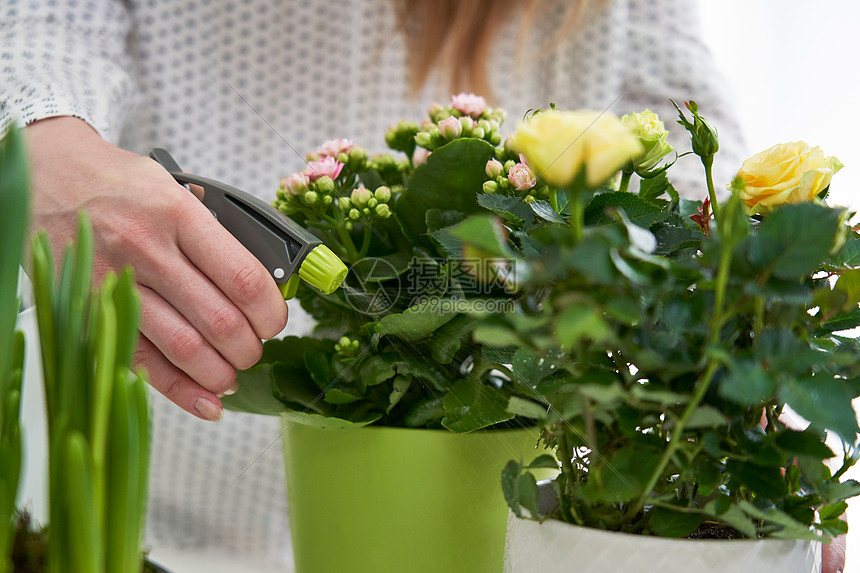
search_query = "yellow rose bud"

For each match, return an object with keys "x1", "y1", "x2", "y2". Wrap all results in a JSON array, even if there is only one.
[
  {"x1": 621, "y1": 110, "x2": 674, "y2": 172},
  {"x1": 513, "y1": 110, "x2": 644, "y2": 188},
  {"x1": 733, "y1": 141, "x2": 843, "y2": 212}
]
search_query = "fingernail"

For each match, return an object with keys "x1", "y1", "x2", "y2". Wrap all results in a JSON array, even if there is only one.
[
  {"x1": 194, "y1": 398, "x2": 223, "y2": 422},
  {"x1": 223, "y1": 381, "x2": 239, "y2": 396}
]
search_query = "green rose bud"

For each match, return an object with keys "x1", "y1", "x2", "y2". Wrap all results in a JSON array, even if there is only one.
[
  {"x1": 367, "y1": 197, "x2": 378, "y2": 209},
  {"x1": 622, "y1": 109, "x2": 674, "y2": 172},
  {"x1": 482, "y1": 181, "x2": 498, "y2": 194},
  {"x1": 674, "y1": 100, "x2": 719, "y2": 160},
  {"x1": 303, "y1": 191, "x2": 318, "y2": 205},
  {"x1": 349, "y1": 208, "x2": 361, "y2": 220},
  {"x1": 338, "y1": 197, "x2": 351, "y2": 210},
  {"x1": 322, "y1": 195, "x2": 333, "y2": 206}
]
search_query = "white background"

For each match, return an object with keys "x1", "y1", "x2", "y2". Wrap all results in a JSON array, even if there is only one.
[{"x1": 699, "y1": 1, "x2": 860, "y2": 570}]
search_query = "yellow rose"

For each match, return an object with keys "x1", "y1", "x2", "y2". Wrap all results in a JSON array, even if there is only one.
[
  {"x1": 512, "y1": 110, "x2": 643, "y2": 188},
  {"x1": 621, "y1": 109, "x2": 674, "y2": 172},
  {"x1": 734, "y1": 141, "x2": 843, "y2": 211}
]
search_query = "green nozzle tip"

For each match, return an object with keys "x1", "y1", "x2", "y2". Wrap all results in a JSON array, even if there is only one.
[{"x1": 298, "y1": 245, "x2": 348, "y2": 294}]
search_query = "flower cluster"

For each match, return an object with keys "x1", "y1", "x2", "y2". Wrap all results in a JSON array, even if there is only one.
[{"x1": 406, "y1": 93, "x2": 506, "y2": 153}]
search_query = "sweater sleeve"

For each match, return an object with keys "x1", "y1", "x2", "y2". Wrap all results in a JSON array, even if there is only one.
[
  {"x1": 617, "y1": 0, "x2": 748, "y2": 200},
  {"x1": 0, "y1": 0, "x2": 138, "y2": 144}
]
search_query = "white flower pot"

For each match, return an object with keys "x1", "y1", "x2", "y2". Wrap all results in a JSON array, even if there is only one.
[{"x1": 504, "y1": 483, "x2": 821, "y2": 573}]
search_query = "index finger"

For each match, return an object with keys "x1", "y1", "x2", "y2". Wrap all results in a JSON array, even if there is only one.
[{"x1": 176, "y1": 200, "x2": 287, "y2": 339}]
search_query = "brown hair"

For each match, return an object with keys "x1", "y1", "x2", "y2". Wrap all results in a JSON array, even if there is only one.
[{"x1": 394, "y1": 0, "x2": 595, "y2": 100}]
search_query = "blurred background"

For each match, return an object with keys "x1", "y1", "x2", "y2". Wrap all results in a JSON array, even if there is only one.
[{"x1": 699, "y1": 1, "x2": 860, "y2": 569}]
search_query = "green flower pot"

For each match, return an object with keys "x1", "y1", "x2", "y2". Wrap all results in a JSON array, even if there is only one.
[{"x1": 281, "y1": 420, "x2": 546, "y2": 573}]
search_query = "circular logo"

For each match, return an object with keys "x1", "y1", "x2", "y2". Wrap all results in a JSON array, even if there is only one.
[{"x1": 343, "y1": 257, "x2": 402, "y2": 315}]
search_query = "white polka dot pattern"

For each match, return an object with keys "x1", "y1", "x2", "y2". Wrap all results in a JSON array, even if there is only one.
[{"x1": 0, "y1": 0, "x2": 747, "y2": 566}]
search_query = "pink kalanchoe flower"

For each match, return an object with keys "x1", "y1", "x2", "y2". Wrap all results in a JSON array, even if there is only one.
[
  {"x1": 438, "y1": 116, "x2": 463, "y2": 140},
  {"x1": 283, "y1": 172, "x2": 310, "y2": 196},
  {"x1": 508, "y1": 162, "x2": 536, "y2": 191},
  {"x1": 451, "y1": 92, "x2": 487, "y2": 118},
  {"x1": 316, "y1": 138, "x2": 354, "y2": 158},
  {"x1": 305, "y1": 156, "x2": 344, "y2": 182},
  {"x1": 413, "y1": 147, "x2": 431, "y2": 166},
  {"x1": 485, "y1": 158, "x2": 503, "y2": 179}
]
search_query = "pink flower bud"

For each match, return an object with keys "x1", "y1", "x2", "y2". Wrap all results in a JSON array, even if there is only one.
[
  {"x1": 316, "y1": 138, "x2": 354, "y2": 158},
  {"x1": 485, "y1": 158, "x2": 503, "y2": 179},
  {"x1": 438, "y1": 116, "x2": 463, "y2": 140},
  {"x1": 507, "y1": 162, "x2": 536, "y2": 191},
  {"x1": 283, "y1": 172, "x2": 310, "y2": 196},
  {"x1": 451, "y1": 92, "x2": 487, "y2": 118},
  {"x1": 305, "y1": 156, "x2": 344, "y2": 181},
  {"x1": 413, "y1": 147, "x2": 431, "y2": 166}
]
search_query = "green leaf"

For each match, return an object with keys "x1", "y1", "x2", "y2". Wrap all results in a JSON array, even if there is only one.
[
  {"x1": 224, "y1": 364, "x2": 287, "y2": 415},
  {"x1": 774, "y1": 430, "x2": 835, "y2": 459},
  {"x1": 476, "y1": 193, "x2": 535, "y2": 227},
  {"x1": 518, "y1": 471, "x2": 541, "y2": 519},
  {"x1": 584, "y1": 191, "x2": 669, "y2": 228},
  {"x1": 554, "y1": 303, "x2": 612, "y2": 347},
  {"x1": 441, "y1": 377, "x2": 514, "y2": 433},
  {"x1": 280, "y1": 410, "x2": 381, "y2": 431},
  {"x1": 718, "y1": 362, "x2": 776, "y2": 406},
  {"x1": 638, "y1": 171, "x2": 674, "y2": 202},
  {"x1": 396, "y1": 138, "x2": 495, "y2": 247},
  {"x1": 649, "y1": 505, "x2": 704, "y2": 538},
  {"x1": 738, "y1": 502, "x2": 819, "y2": 540},
  {"x1": 445, "y1": 214, "x2": 513, "y2": 258},
  {"x1": 0, "y1": 128, "x2": 30, "y2": 385},
  {"x1": 359, "y1": 354, "x2": 399, "y2": 386},
  {"x1": 703, "y1": 499, "x2": 757, "y2": 538},
  {"x1": 502, "y1": 460, "x2": 523, "y2": 518},
  {"x1": 779, "y1": 376, "x2": 860, "y2": 443},
  {"x1": 526, "y1": 454, "x2": 558, "y2": 470},
  {"x1": 506, "y1": 396, "x2": 548, "y2": 419},
  {"x1": 748, "y1": 203, "x2": 845, "y2": 280},
  {"x1": 351, "y1": 252, "x2": 414, "y2": 282},
  {"x1": 304, "y1": 350, "x2": 336, "y2": 391},
  {"x1": 683, "y1": 405, "x2": 728, "y2": 428},
  {"x1": 530, "y1": 200, "x2": 566, "y2": 224},
  {"x1": 819, "y1": 501, "x2": 848, "y2": 521},
  {"x1": 728, "y1": 460, "x2": 788, "y2": 499},
  {"x1": 375, "y1": 300, "x2": 458, "y2": 342},
  {"x1": 324, "y1": 388, "x2": 361, "y2": 404},
  {"x1": 387, "y1": 376, "x2": 412, "y2": 414},
  {"x1": 430, "y1": 314, "x2": 475, "y2": 364}
]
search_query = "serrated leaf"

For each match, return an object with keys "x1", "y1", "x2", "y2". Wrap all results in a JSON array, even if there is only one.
[
  {"x1": 748, "y1": 203, "x2": 845, "y2": 280},
  {"x1": 585, "y1": 191, "x2": 670, "y2": 228},
  {"x1": 719, "y1": 362, "x2": 776, "y2": 406},
  {"x1": 359, "y1": 354, "x2": 399, "y2": 386},
  {"x1": 779, "y1": 376, "x2": 860, "y2": 443},
  {"x1": 530, "y1": 200, "x2": 566, "y2": 224},
  {"x1": 476, "y1": 193, "x2": 535, "y2": 227},
  {"x1": 704, "y1": 499, "x2": 757, "y2": 538},
  {"x1": 649, "y1": 505, "x2": 704, "y2": 538},
  {"x1": 774, "y1": 430, "x2": 835, "y2": 459}
]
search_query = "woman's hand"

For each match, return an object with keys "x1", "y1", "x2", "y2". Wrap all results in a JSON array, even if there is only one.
[{"x1": 26, "y1": 117, "x2": 288, "y2": 421}]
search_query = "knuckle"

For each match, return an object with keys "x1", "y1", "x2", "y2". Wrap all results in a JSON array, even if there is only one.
[
  {"x1": 234, "y1": 340, "x2": 263, "y2": 371},
  {"x1": 167, "y1": 326, "x2": 207, "y2": 364},
  {"x1": 208, "y1": 304, "x2": 246, "y2": 339},
  {"x1": 231, "y1": 263, "x2": 269, "y2": 304}
]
